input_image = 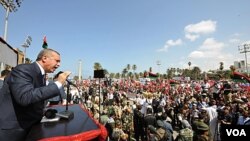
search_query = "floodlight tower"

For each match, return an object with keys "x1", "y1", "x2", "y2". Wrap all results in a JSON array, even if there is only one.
[
  {"x1": 21, "y1": 36, "x2": 32, "y2": 64},
  {"x1": 0, "y1": 0, "x2": 23, "y2": 72},
  {"x1": 1, "y1": 0, "x2": 23, "y2": 41}
]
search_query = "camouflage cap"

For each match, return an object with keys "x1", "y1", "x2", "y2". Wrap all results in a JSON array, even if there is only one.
[
  {"x1": 116, "y1": 120, "x2": 122, "y2": 126},
  {"x1": 148, "y1": 125, "x2": 157, "y2": 133},
  {"x1": 157, "y1": 120, "x2": 164, "y2": 128},
  {"x1": 197, "y1": 122, "x2": 209, "y2": 131}
]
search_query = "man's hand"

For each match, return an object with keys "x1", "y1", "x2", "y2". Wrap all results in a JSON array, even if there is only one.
[{"x1": 57, "y1": 71, "x2": 71, "y2": 84}]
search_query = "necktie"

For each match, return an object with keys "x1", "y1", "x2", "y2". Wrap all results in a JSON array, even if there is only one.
[{"x1": 42, "y1": 74, "x2": 46, "y2": 86}]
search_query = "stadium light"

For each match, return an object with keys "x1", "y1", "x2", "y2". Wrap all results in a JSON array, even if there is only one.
[
  {"x1": 0, "y1": 0, "x2": 23, "y2": 41},
  {"x1": 22, "y1": 35, "x2": 32, "y2": 64}
]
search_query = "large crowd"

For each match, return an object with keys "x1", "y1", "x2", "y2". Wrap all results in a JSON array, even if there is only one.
[{"x1": 58, "y1": 77, "x2": 250, "y2": 141}]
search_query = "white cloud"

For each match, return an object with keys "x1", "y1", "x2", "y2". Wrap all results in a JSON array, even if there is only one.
[
  {"x1": 184, "y1": 20, "x2": 217, "y2": 41},
  {"x1": 240, "y1": 40, "x2": 250, "y2": 45},
  {"x1": 188, "y1": 51, "x2": 204, "y2": 58},
  {"x1": 157, "y1": 39, "x2": 183, "y2": 52},
  {"x1": 185, "y1": 20, "x2": 217, "y2": 34},
  {"x1": 185, "y1": 33, "x2": 200, "y2": 41},
  {"x1": 229, "y1": 38, "x2": 240, "y2": 43},
  {"x1": 189, "y1": 38, "x2": 224, "y2": 59},
  {"x1": 200, "y1": 38, "x2": 224, "y2": 51},
  {"x1": 187, "y1": 38, "x2": 238, "y2": 71}
]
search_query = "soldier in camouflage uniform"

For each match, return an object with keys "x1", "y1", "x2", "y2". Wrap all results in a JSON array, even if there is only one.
[
  {"x1": 175, "y1": 119, "x2": 193, "y2": 141},
  {"x1": 121, "y1": 108, "x2": 134, "y2": 141},
  {"x1": 193, "y1": 121, "x2": 209, "y2": 141}
]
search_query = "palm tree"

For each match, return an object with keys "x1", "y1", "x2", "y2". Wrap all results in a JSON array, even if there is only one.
[
  {"x1": 103, "y1": 69, "x2": 109, "y2": 77},
  {"x1": 109, "y1": 73, "x2": 115, "y2": 79},
  {"x1": 219, "y1": 62, "x2": 224, "y2": 71},
  {"x1": 167, "y1": 68, "x2": 173, "y2": 79},
  {"x1": 25, "y1": 58, "x2": 32, "y2": 64},
  {"x1": 122, "y1": 68, "x2": 128, "y2": 78},
  {"x1": 115, "y1": 73, "x2": 120, "y2": 79},
  {"x1": 230, "y1": 65, "x2": 236, "y2": 72},
  {"x1": 93, "y1": 62, "x2": 102, "y2": 70},
  {"x1": 132, "y1": 64, "x2": 137, "y2": 74},
  {"x1": 192, "y1": 66, "x2": 201, "y2": 80},
  {"x1": 149, "y1": 67, "x2": 152, "y2": 72},
  {"x1": 126, "y1": 64, "x2": 131, "y2": 72},
  {"x1": 177, "y1": 68, "x2": 180, "y2": 76}
]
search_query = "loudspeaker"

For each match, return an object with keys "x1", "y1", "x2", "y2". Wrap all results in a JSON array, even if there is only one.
[{"x1": 94, "y1": 70, "x2": 105, "y2": 78}]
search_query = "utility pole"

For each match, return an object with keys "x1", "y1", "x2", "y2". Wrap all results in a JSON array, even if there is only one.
[{"x1": 238, "y1": 44, "x2": 250, "y2": 75}]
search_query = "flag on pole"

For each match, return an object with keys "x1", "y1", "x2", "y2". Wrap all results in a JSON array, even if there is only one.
[{"x1": 42, "y1": 36, "x2": 48, "y2": 49}]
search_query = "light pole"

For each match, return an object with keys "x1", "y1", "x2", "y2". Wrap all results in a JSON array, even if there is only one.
[
  {"x1": 0, "y1": 0, "x2": 22, "y2": 71},
  {"x1": 21, "y1": 36, "x2": 32, "y2": 64},
  {"x1": 1, "y1": 0, "x2": 22, "y2": 41},
  {"x1": 238, "y1": 44, "x2": 250, "y2": 75},
  {"x1": 78, "y1": 59, "x2": 82, "y2": 81},
  {"x1": 156, "y1": 60, "x2": 161, "y2": 74}
]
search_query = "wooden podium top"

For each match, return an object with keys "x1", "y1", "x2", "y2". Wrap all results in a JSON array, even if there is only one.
[{"x1": 25, "y1": 104, "x2": 107, "y2": 141}]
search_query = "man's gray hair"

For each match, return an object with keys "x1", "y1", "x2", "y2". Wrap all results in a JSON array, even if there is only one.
[{"x1": 36, "y1": 48, "x2": 60, "y2": 61}]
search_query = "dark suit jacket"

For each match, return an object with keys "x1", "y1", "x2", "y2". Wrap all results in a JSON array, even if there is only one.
[{"x1": 0, "y1": 62, "x2": 60, "y2": 131}]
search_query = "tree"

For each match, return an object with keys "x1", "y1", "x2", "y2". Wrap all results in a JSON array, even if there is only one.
[
  {"x1": 103, "y1": 69, "x2": 109, "y2": 76},
  {"x1": 149, "y1": 67, "x2": 152, "y2": 72},
  {"x1": 126, "y1": 64, "x2": 131, "y2": 72},
  {"x1": 132, "y1": 64, "x2": 137, "y2": 74},
  {"x1": 25, "y1": 58, "x2": 32, "y2": 64},
  {"x1": 115, "y1": 73, "x2": 120, "y2": 79},
  {"x1": 230, "y1": 65, "x2": 236, "y2": 72},
  {"x1": 93, "y1": 62, "x2": 102, "y2": 70},
  {"x1": 219, "y1": 62, "x2": 224, "y2": 71},
  {"x1": 109, "y1": 73, "x2": 115, "y2": 78},
  {"x1": 122, "y1": 68, "x2": 128, "y2": 78},
  {"x1": 192, "y1": 66, "x2": 201, "y2": 80},
  {"x1": 218, "y1": 62, "x2": 224, "y2": 78},
  {"x1": 167, "y1": 68, "x2": 173, "y2": 79}
]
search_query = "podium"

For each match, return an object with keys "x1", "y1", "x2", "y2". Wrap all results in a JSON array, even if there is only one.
[{"x1": 25, "y1": 104, "x2": 107, "y2": 141}]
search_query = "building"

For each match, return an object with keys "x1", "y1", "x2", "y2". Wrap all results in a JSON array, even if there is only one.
[
  {"x1": 0, "y1": 37, "x2": 24, "y2": 72},
  {"x1": 233, "y1": 60, "x2": 250, "y2": 73}
]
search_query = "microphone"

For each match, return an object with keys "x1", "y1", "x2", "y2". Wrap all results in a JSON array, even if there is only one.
[
  {"x1": 66, "y1": 79, "x2": 77, "y2": 87},
  {"x1": 55, "y1": 71, "x2": 75, "y2": 120},
  {"x1": 55, "y1": 71, "x2": 77, "y2": 87}
]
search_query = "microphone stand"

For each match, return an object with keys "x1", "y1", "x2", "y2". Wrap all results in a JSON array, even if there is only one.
[{"x1": 57, "y1": 83, "x2": 74, "y2": 120}]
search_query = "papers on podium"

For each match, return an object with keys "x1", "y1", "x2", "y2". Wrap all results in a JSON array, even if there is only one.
[{"x1": 40, "y1": 116, "x2": 60, "y2": 123}]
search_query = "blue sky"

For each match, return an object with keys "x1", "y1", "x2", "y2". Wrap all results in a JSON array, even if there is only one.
[{"x1": 1, "y1": 0, "x2": 250, "y2": 78}]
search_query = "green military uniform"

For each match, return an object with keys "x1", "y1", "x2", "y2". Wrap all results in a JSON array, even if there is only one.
[
  {"x1": 193, "y1": 121, "x2": 209, "y2": 141},
  {"x1": 177, "y1": 128, "x2": 193, "y2": 141},
  {"x1": 121, "y1": 110, "x2": 133, "y2": 140}
]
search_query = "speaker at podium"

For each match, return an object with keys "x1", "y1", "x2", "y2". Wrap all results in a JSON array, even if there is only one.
[{"x1": 25, "y1": 104, "x2": 107, "y2": 141}]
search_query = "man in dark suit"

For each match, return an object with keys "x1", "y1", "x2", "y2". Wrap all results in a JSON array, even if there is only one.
[
  {"x1": 46, "y1": 73, "x2": 67, "y2": 106},
  {"x1": 0, "y1": 48, "x2": 71, "y2": 141}
]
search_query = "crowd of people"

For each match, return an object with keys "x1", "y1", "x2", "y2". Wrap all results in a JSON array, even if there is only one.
[
  {"x1": 1, "y1": 48, "x2": 250, "y2": 141},
  {"x1": 64, "y1": 76, "x2": 250, "y2": 141}
]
